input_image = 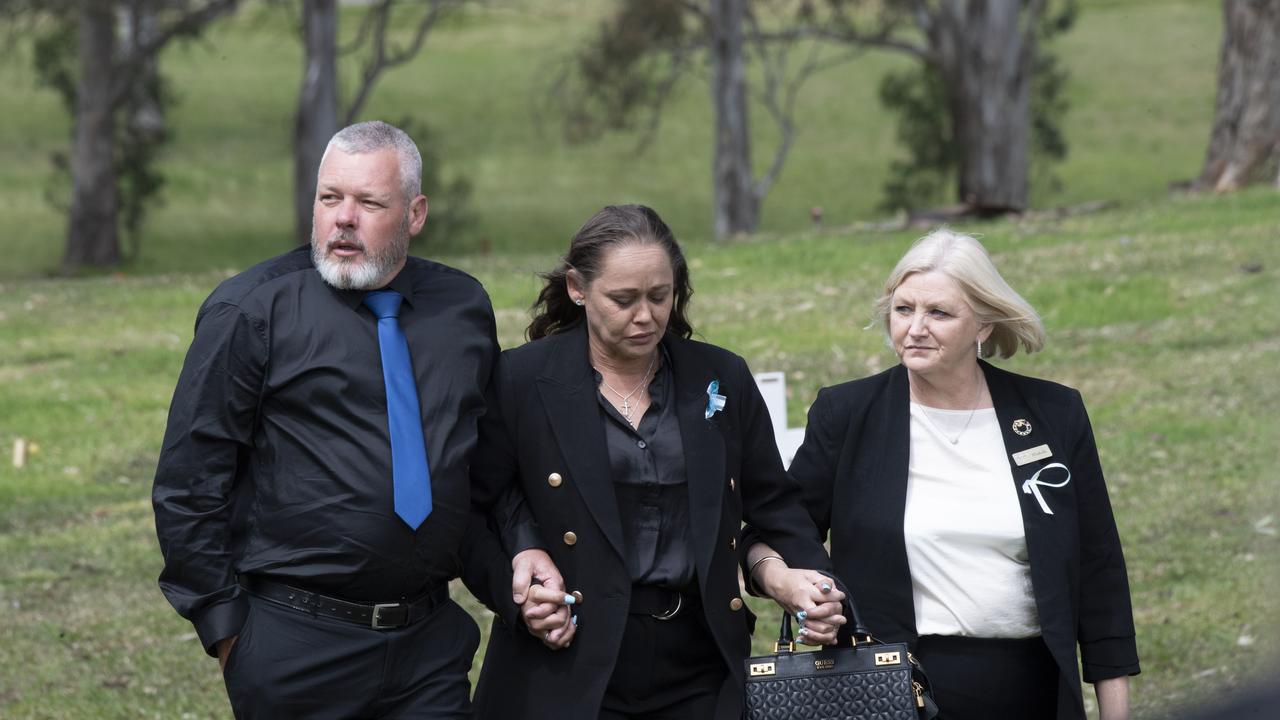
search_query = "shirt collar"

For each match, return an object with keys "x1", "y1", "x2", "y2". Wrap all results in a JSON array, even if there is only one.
[{"x1": 326, "y1": 260, "x2": 417, "y2": 311}]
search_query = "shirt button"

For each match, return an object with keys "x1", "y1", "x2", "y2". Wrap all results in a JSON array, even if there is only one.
[
  {"x1": 548, "y1": 472, "x2": 563, "y2": 488},
  {"x1": 729, "y1": 598, "x2": 744, "y2": 611},
  {"x1": 728, "y1": 477, "x2": 736, "y2": 491},
  {"x1": 571, "y1": 590, "x2": 584, "y2": 605},
  {"x1": 637, "y1": 440, "x2": 647, "y2": 449},
  {"x1": 563, "y1": 531, "x2": 578, "y2": 546}
]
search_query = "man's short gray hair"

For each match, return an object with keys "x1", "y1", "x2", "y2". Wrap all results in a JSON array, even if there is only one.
[{"x1": 321, "y1": 120, "x2": 423, "y2": 201}]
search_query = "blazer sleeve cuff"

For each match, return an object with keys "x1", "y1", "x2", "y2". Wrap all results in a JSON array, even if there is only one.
[
  {"x1": 1080, "y1": 635, "x2": 1141, "y2": 682},
  {"x1": 501, "y1": 521, "x2": 545, "y2": 557},
  {"x1": 194, "y1": 596, "x2": 249, "y2": 657}
]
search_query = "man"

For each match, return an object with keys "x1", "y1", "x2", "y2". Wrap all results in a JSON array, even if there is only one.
[{"x1": 153, "y1": 121, "x2": 565, "y2": 718}]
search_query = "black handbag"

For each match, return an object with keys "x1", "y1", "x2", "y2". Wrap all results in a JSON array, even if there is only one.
[{"x1": 743, "y1": 588, "x2": 939, "y2": 720}]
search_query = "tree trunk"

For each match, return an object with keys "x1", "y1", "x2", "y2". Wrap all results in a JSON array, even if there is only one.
[
  {"x1": 1195, "y1": 0, "x2": 1280, "y2": 192},
  {"x1": 63, "y1": 1, "x2": 121, "y2": 271},
  {"x1": 926, "y1": 0, "x2": 1036, "y2": 213},
  {"x1": 120, "y1": 2, "x2": 164, "y2": 141},
  {"x1": 294, "y1": 0, "x2": 339, "y2": 247},
  {"x1": 709, "y1": 0, "x2": 758, "y2": 239}
]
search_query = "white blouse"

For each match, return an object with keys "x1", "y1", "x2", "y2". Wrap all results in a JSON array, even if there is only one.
[{"x1": 903, "y1": 404, "x2": 1041, "y2": 638}]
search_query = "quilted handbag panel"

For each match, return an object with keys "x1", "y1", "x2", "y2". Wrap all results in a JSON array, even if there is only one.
[{"x1": 744, "y1": 666, "x2": 917, "y2": 719}]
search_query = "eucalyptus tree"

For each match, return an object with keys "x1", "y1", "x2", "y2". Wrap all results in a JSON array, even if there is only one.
[{"x1": 1194, "y1": 0, "x2": 1280, "y2": 192}]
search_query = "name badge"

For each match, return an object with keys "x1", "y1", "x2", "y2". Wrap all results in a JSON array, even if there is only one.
[{"x1": 1012, "y1": 444, "x2": 1053, "y2": 466}]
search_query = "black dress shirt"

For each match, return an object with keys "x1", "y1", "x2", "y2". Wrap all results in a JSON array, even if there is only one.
[
  {"x1": 594, "y1": 355, "x2": 695, "y2": 589},
  {"x1": 153, "y1": 246, "x2": 498, "y2": 654}
]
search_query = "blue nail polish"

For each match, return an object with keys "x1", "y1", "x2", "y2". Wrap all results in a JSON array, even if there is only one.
[
  {"x1": 799, "y1": 628, "x2": 808, "y2": 635},
  {"x1": 571, "y1": 615, "x2": 578, "y2": 626},
  {"x1": 796, "y1": 610, "x2": 807, "y2": 621},
  {"x1": 563, "y1": 594, "x2": 576, "y2": 605}
]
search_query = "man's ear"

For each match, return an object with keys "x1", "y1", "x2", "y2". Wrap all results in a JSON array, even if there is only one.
[{"x1": 408, "y1": 194, "x2": 428, "y2": 235}]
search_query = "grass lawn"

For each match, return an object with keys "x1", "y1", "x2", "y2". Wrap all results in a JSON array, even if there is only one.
[
  {"x1": 2, "y1": 187, "x2": 1278, "y2": 718},
  {"x1": 1, "y1": 0, "x2": 1221, "y2": 277}
]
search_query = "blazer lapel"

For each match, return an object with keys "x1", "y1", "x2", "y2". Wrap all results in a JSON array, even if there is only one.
[
  {"x1": 535, "y1": 326, "x2": 627, "y2": 562},
  {"x1": 666, "y1": 336, "x2": 726, "y2": 588},
  {"x1": 983, "y1": 361, "x2": 1069, "y2": 511},
  {"x1": 983, "y1": 361, "x2": 1076, "y2": 655},
  {"x1": 873, "y1": 365, "x2": 919, "y2": 634}
]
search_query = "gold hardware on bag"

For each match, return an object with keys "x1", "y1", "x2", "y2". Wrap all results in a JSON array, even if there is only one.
[
  {"x1": 814, "y1": 658, "x2": 835, "y2": 670},
  {"x1": 749, "y1": 662, "x2": 776, "y2": 677},
  {"x1": 773, "y1": 641, "x2": 795, "y2": 653},
  {"x1": 874, "y1": 651, "x2": 901, "y2": 666},
  {"x1": 913, "y1": 681, "x2": 925, "y2": 708}
]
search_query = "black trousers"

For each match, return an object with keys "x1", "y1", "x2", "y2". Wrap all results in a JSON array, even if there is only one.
[
  {"x1": 222, "y1": 592, "x2": 480, "y2": 719},
  {"x1": 599, "y1": 596, "x2": 728, "y2": 719},
  {"x1": 915, "y1": 635, "x2": 1060, "y2": 720}
]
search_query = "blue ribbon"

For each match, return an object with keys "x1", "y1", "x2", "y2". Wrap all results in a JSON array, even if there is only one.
[{"x1": 705, "y1": 380, "x2": 727, "y2": 419}]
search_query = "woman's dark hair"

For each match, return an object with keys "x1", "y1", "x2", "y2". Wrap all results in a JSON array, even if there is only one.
[{"x1": 528, "y1": 204, "x2": 694, "y2": 341}]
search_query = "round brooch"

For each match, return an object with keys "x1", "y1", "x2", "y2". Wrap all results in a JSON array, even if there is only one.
[{"x1": 1012, "y1": 418, "x2": 1033, "y2": 436}]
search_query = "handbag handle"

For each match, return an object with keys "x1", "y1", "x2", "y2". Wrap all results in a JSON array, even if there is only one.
[{"x1": 774, "y1": 576, "x2": 872, "y2": 652}]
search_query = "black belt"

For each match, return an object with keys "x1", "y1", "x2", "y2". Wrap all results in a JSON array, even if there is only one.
[
  {"x1": 629, "y1": 585, "x2": 697, "y2": 620},
  {"x1": 239, "y1": 575, "x2": 448, "y2": 630}
]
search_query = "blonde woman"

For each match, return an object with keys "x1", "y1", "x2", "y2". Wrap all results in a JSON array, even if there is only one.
[{"x1": 745, "y1": 229, "x2": 1139, "y2": 720}]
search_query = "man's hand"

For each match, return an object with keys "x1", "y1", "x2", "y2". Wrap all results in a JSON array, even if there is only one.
[
  {"x1": 511, "y1": 549, "x2": 577, "y2": 649},
  {"x1": 216, "y1": 635, "x2": 238, "y2": 672},
  {"x1": 511, "y1": 548, "x2": 561, "y2": 605}
]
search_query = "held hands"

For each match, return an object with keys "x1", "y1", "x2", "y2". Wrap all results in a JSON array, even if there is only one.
[
  {"x1": 755, "y1": 562, "x2": 846, "y2": 646},
  {"x1": 511, "y1": 548, "x2": 576, "y2": 650}
]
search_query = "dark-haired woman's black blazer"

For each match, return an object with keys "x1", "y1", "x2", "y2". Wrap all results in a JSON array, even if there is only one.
[
  {"x1": 783, "y1": 360, "x2": 1140, "y2": 719},
  {"x1": 460, "y1": 324, "x2": 832, "y2": 720}
]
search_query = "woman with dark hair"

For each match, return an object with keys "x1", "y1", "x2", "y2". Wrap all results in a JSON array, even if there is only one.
[{"x1": 462, "y1": 205, "x2": 843, "y2": 719}]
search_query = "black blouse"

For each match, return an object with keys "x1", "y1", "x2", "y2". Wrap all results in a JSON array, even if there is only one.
[{"x1": 593, "y1": 354, "x2": 695, "y2": 590}]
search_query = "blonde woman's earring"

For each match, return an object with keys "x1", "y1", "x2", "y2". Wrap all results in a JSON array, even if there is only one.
[{"x1": 976, "y1": 339, "x2": 982, "y2": 357}]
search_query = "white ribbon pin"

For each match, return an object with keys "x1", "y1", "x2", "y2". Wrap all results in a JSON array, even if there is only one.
[{"x1": 1020, "y1": 462, "x2": 1072, "y2": 515}]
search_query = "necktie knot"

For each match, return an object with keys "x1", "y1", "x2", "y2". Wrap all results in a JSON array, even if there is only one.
[{"x1": 363, "y1": 290, "x2": 403, "y2": 320}]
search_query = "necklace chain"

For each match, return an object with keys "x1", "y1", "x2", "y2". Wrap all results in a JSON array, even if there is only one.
[
  {"x1": 911, "y1": 369, "x2": 985, "y2": 445},
  {"x1": 599, "y1": 352, "x2": 658, "y2": 423}
]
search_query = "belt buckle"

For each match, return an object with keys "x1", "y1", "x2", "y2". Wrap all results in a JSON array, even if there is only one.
[
  {"x1": 650, "y1": 592, "x2": 682, "y2": 621},
  {"x1": 371, "y1": 603, "x2": 407, "y2": 629}
]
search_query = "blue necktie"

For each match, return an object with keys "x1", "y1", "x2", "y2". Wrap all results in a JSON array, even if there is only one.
[{"x1": 363, "y1": 290, "x2": 432, "y2": 530}]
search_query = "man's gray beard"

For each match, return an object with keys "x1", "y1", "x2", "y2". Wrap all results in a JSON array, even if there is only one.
[{"x1": 311, "y1": 219, "x2": 411, "y2": 290}]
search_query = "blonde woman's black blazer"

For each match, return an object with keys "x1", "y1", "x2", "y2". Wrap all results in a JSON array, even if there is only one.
[
  {"x1": 459, "y1": 324, "x2": 832, "y2": 720},
  {"x1": 785, "y1": 360, "x2": 1140, "y2": 719}
]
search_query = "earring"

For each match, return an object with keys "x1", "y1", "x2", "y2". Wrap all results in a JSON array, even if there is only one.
[
  {"x1": 976, "y1": 339, "x2": 982, "y2": 357},
  {"x1": 574, "y1": 298, "x2": 584, "y2": 306}
]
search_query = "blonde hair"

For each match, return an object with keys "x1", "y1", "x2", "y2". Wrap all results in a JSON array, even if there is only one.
[{"x1": 872, "y1": 228, "x2": 1045, "y2": 358}]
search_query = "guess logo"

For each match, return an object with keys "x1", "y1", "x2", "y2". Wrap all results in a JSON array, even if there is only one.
[{"x1": 814, "y1": 658, "x2": 836, "y2": 670}]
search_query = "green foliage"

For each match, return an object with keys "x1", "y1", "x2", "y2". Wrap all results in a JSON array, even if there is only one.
[
  {"x1": 549, "y1": 0, "x2": 690, "y2": 144},
  {"x1": 877, "y1": 1, "x2": 1078, "y2": 213},
  {"x1": 31, "y1": 9, "x2": 174, "y2": 259},
  {"x1": 876, "y1": 63, "x2": 954, "y2": 211},
  {"x1": 393, "y1": 116, "x2": 476, "y2": 252}
]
